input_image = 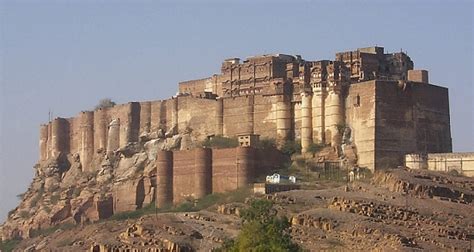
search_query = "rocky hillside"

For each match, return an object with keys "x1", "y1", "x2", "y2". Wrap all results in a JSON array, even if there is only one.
[
  {"x1": 0, "y1": 126, "x2": 192, "y2": 241},
  {"x1": 2, "y1": 168, "x2": 473, "y2": 251}
]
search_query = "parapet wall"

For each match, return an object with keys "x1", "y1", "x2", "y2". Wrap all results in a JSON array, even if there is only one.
[
  {"x1": 156, "y1": 147, "x2": 283, "y2": 206},
  {"x1": 405, "y1": 152, "x2": 474, "y2": 177}
]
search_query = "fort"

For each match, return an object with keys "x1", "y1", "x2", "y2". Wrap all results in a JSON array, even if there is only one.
[
  {"x1": 34, "y1": 45, "x2": 456, "y2": 212},
  {"x1": 39, "y1": 45, "x2": 452, "y2": 173},
  {"x1": 1, "y1": 46, "x2": 466, "y2": 243}
]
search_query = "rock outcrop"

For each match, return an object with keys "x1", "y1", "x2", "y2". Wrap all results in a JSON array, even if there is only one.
[{"x1": 0, "y1": 127, "x2": 193, "y2": 241}]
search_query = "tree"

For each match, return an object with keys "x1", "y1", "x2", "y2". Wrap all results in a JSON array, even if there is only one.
[
  {"x1": 281, "y1": 140, "x2": 302, "y2": 156},
  {"x1": 307, "y1": 143, "x2": 324, "y2": 155},
  {"x1": 94, "y1": 98, "x2": 116, "y2": 110},
  {"x1": 217, "y1": 199, "x2": 301, "y2": 252}
]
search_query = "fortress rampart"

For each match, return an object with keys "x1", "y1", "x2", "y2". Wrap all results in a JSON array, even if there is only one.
[
  {"x1": 155, "y1": 147, "x2": 281, "y2": 206},
  {"x1": 1, "y1": 45, "x2": 457, "y2": 243},
  {"x1": 38, "y1": 46, "x2": 452, "y2": 174}
]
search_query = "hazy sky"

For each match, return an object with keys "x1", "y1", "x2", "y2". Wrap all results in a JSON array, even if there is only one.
[{"x1": 0, "y1": 0, "x2": 472, "y2": 222}]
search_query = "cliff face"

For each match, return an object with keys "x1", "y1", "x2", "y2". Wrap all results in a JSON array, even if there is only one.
[{"x1": 0, "y1": 122, "x2": 186, "y2": 240}]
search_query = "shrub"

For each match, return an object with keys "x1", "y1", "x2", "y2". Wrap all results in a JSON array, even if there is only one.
[
  {"x1": 43, "y1": 206, "x2": 52, "y2": 214},
  {"x1": 30, "y1": 186, "x2": 45, "y2": 208},
  {"x1": 16, "y1": 192, "x2": 25, "y2": 200},
  {"x1": 172, "y1": 201, "x2": 194, "y2": 212},
  {"x1": 110, "y1": 203, "x2": 158, "y2": 221},
  {"x1": 72, "y1": 187, "x2": 82, "y2": 198},
  {"x1": 94, "y1": 98, "x2": 116, "y2": 110},
  {"x1": 281, "y1": 140, "x2": 301, "y2": 156},
  {"x1": 294, "y1": 157, "x2": 306, "y2": 168},
  {"x1": 336, "y1": 123, "x2": 346, "y2": 134},
  {"x1": 0, "y1": 238, "x2": 21, "y2": 252},
  {"x1": 29, "y1": 223, "x2": 76, "y2": 238},
  {"x1": 255, "y1": 138, "x2": 277, "y2": 150},
  {"x1": 215, "y1": 199, "x2": 301, "y2": 252},
  {"x1": 110, "y1": 188, "x2": 252, "y2": 221},
  {"x1": 201, "y1": 136, "x2": 239, "y2": 149},
  {"x1": 18, "y1": 210, "x2": 30, "y2": 219},
  {"x1": 307, "y1": 143, "x2": 325, "y2": 155},
  {"x1": 29, "y1": 196, "x2": 40, "y2": 208},
  {"x1": 7, "y1": 209, "x2": 15, "y2": 218},
  {"x1": 50, "y1": 194, "x2": 60, "y2": 204}
]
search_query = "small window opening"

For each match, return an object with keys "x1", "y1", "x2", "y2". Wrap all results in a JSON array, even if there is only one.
[{"x1": 353, "y1": 94, "x2": 361, "y2": 107}]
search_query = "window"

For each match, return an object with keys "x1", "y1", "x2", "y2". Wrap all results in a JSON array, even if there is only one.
[{"x1": 353, "y1": 94, "x2": 361, "y2": 107}]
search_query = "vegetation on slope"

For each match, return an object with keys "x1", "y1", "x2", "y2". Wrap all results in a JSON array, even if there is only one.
[
  {"x1": 0, "y1": 239, "x2": 21, "y2": 252},
  {"x1": 201, "y1": 136, "x2": 239, "y2": 149},
  {"x1": 216, "y1": 199, "x2": 301, "y2": 252},
  {"x1": 111, "y1": 187, "x2": 252, "y2": 221}
]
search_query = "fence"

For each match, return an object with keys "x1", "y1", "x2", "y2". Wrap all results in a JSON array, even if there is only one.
[{"x1": 309, "y1": 161, "x2": 350, "y2": 181}]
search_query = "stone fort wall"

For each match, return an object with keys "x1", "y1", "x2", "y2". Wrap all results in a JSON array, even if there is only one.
[
  {"x1": 38, "y1": 47, "x2": 452, "y2": 173},
  {"x1": 39, "y1": 79, "x2": 451, "y2": 172},
  {"x1": 155, "y1": 147, "x2": 283, "y2": 207}
]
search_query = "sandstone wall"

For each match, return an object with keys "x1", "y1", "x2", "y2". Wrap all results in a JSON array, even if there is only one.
[
  {"x1": 156, "y1": 147, "x2": 283, "y2": 205},
  {"x1": 38, "y1": 79, "x2": 451, "y2": 174},
  {"x1": 177, "y1": 95, "x2": 217, "y2": 139},
  {"x1": 252, "y1": 95, "x2": 278, "y2": 139},
  {"x1": 345, "y1": 81, "x2": 376, "y2": 170},
  {"x1": 222, "y1": 96, "x2": 254, "y2": 136},
  {"x1": 374, "y1": 80, "x2": 451, "y2": 169},
  {"x1": 172, "y1": 149, "x2": 196, "y2": 203},
  {"x1": 39, "y1": 96, "x2": 230, "y2": 172},
  {"x1": 179, "y1": 77, "x2": 211, "y2": 94}
]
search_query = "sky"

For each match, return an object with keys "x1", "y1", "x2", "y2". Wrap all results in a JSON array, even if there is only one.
[{"x1": 0, "y1": 0, "x2": 472, "y2": 222}]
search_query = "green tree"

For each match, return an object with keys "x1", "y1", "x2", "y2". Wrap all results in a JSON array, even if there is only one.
[
  {"x1": 217, "y1": 199, "x2": 301, "y2": 252},
  {"x1": 94, "y1": 98, "x2": 116, "y2": 110},
  {"x1": 281, "y1": 140, "x2": 302, "y2": 156}
]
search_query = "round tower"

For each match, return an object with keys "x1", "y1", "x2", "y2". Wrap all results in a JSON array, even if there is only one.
[
  {"x1": 236, "y1": 147, "x2": 255, "y2": 188},
  {"x1": 312, "y1": 84, "x2": 326, "y2": 144},
  {"x1": 107, "y1": 119, "x2": 120, "y2": 154},
  {"x1": 156, "y1": 150, "x2": 173, "y2": 207},
  {"x1": 80, "y1": 111, "x2": 94, "y2": 172},
  {"x1": 325, "y1": 86, "x2": 343, "y2": 147},
  {"x1": 93, "y1": 108, "x2": 107, "y2": 152},
  {"x1": 194, "y1": 148, "x2": 212, "y2": 198},
  {"x1": 276, "y1": 95, "x2": 291, "y2": 145},
  {"x1": 51, "y1": 118, "x2": 69, "y2": 158},
  {"x1": 301, "y1": 92, "x2": 313, "y2": 153},
  {"x1": 39, "y1": 124, "x2": 49, "y2": 161}
]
